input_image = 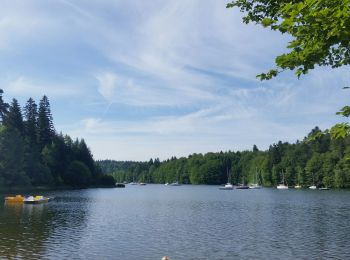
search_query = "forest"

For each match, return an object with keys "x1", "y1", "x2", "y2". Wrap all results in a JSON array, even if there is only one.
[
  {"x1": 1, "y1": 87, "x2": 350, "y2": 189},
  {"x1": 0, "y1": 89, "x2": 115, "y2": 189},
  {"x1": 99, "y1": 128, "x2": 350, "y2": 188}
]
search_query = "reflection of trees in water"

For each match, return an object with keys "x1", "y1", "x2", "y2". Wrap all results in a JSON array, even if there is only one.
[
  {"x1": 0, "y1": 198, "x2": 88, "y2": 259},
  {"x1": 0, "y1": 203, "x2": 50, "y2": 259},
  {"x1": 44, "y1": 196, "x2": 90, "y2": 259}
]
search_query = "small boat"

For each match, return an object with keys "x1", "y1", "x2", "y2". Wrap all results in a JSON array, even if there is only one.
[
  {"x1": 220, "y1": 168, "x2": 233, "y2": 190},
  {"x1": 236, "y1": 175, "x2": 249, "y2": 189},
  {"x1": 309, "y1": 172, "x2": 317, "y2": 190},
  {"x1": 115, "y1": 183, "x2": 126, "y2": 188},
  {"x1": 5, "y1": 195, "x2": 25, "y2": 203},
  {"x1": 129, "y1": 182, "x2": 137, "y2": 185},
  {"x1": 23, "y1": 196, "x2": 50, "y2": 204},
  {"x1": 236, "y1": 184, "x2": 249, "y2": 189},
  {"x1": 165, "y1": 183, "x2": 169, "y2": 186},
  {"x1": 294, "y1": 185, "x2": 302, "y2": 189},
  {"x1": 277, "y1": 184, "x2": 288, "y2": 189},
  {"x1": 249, "y1": 168, "x2": 262, "y2": 189},
  {"x1": 319, "y1": 187, "x2": 329, "y2": 190},
  {"x1": 219, "y1": 183, "x2": 233, "y2": 190},
  {"x1": 277, "y1": 170, "x2": 288, "y2": 189},
  {"x1": 249, "y1": 183, "x2": 261, "y2": 189},
  {"x1": 139, "y1": 182, "x2": 146, "y2": 186},
  {"x1": 170, "y1": 182, "x2": 181, "y2": 186}
]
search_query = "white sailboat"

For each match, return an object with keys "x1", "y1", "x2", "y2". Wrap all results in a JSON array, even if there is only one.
[
  {"x1": 249, "y1": 168, "x2": 261, "y2": 189},
  {"x1": 309, "y1": 172, "x2": 316, "y2": 189},
  {"x1": 295, "y1": 171, "x2": 302, "y2": 188},
  {"x1": 220, "y1": 167, "x2": 233, "y2": 190},
  {"x1": 277, "y1": 170, "x2": 288, "y2": 189}
]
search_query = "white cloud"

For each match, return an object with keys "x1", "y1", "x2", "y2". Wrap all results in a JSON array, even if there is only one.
[
  {"x1": 96, "y1": 72, "x2": 118, "y2": 102},
  {"x1": 3, "y1": 76, "x2": 81, "y2": 98},
  {"x1": 1, "y1": 0, "x2": 349, "y2": 161}
]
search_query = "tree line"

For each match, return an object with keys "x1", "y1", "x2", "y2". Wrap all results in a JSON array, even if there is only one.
[
  {"x1": 0, "y1": 89, "x2": 115, "y2": 189},
  {"x1": 99, "y1": 128, "x2": 350, "y2": 188}
]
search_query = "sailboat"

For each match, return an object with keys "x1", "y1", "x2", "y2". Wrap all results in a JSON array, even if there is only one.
[
  {"x1": 129, "y1": 173, "x2": 137, "y2": 185},
  {"x1": 249, "y1": 168, "x2": 262, "y2": 189},
  {"x1": 309, "y1": 172, "x2": 317, "y2": 189},
  {"x1": 170, "y1": 170, "x2": 181, "y2": 186},
  {"x1": 236, "y1": 176, "x2": 249, "y2": 189},
  {"x1": 220, "y1": 167, "x2": 233, "y2": 190},
  {"x1": 294, "y1": 171, "x2": 302, "y2": 188},
  {"x1": 277, "y1": 170, "x2": 288, "y2": 189}
]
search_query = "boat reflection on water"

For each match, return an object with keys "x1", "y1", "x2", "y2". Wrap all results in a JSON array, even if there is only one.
[
  {"x1": 1, "y1": 201, "x2": 50, "y2": 259},
  {"x1": 1, "y1": 194, "x2": 88, "y2": 260}
]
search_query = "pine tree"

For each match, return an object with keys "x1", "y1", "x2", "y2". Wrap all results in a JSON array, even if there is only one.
[
  {"x1": 4, "y1": 98, "x2": 24, "y2": 134},
  {"x1": 24, "y1": 98, "x2": 38, "y2": 145},
  {"x1": 0, "y1": 127, "x2": 29, "y2": 186},
  {"x1": 38, "y1": 95, "x2": 55, "y2": 150},
  {"x1": 0, "y1": 89, "x2": 9, "y2": 124}
]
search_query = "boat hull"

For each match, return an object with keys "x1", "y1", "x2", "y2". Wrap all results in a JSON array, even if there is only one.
[
  {"x1": 236, "y1": 186, "x2": 249, "y2": 189},
  {"x1": 24, "y1": 199, "x2": 49, "y2": 204}
]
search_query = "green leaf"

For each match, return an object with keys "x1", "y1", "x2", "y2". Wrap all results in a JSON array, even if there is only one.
[{"x1": 336, "y1": 106, "x2": 350, "y2": 117}]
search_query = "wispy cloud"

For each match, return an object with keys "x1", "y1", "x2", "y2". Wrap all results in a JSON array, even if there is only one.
[
  {"x1": 1, "y1": 0, "x2": 348, "y2": 160},
  {"x1": 3, "y1": 76, "x2": 82, "y2": 98}
]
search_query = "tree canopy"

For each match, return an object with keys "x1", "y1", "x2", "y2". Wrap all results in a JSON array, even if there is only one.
[
  {"x1": 227, "y1": 0, "x2": 350, "y2": 137},
  {"x1": 99, "y1": 132, "x2": 350, "y2": 188},
  {"x1": 0, "y1": 89, "x2": 115, "y2": 188},
  {"x1": 227, "y1": 0, "x2": 350, "y2": 79}
]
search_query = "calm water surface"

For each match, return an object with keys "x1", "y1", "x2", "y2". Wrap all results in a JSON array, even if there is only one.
[{"x1": 1, "y1": 185, "x2": 350, "y2": 259}]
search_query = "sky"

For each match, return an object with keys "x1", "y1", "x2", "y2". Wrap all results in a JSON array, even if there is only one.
[{"x1": 0, "y1": 0, "x2": 349, "y2": 161}]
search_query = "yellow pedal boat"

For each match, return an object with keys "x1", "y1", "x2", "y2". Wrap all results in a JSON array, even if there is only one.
[
  {"x1": 5, "y1": 195, "x2": 51, "y2": 204},
  {"x1": 5, "y1": 195, "x2": 25, "y2": 203}
]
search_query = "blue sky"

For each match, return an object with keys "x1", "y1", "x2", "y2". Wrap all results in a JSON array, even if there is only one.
[{"x1": 0, "y1": 0, "x2": 349, "y2": 161}]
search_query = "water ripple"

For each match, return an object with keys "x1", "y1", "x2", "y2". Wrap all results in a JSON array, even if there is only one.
[{"x1": 1, "y1": 186, "x2": 350, "y2": 259}]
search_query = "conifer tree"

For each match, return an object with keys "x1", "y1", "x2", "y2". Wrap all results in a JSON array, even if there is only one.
[
  {"x1": 24, "y1": 98, "x2": 38, "y2": 145},
  {"x1": 4, "y1": 98, "x2": 24, "y2": 134},
  {"x1": 38, "y1": 95, "x2": 55, "y2": 149},
  {"x1": 0, "y1": 89, "x2": 9, "y2": 124}
]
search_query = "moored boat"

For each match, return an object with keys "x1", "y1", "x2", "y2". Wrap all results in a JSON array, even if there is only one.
[
  {"x1": 236, "y1": 184, "x2": 249, "y2": 189},
  {"x1": 115, "y1": 183, "x2": 126, "y2": 188},
  {"x1": 319, "y1": 187, "x2": 329, "y2": 190},
  {"x1": 277, "y1": 170, "x2": 288, "y2": 189},
  {"x1": 220, "y1": 168, "x2": 233, "y2": 190},
  {"x1": 249, "y1": 183, "x2": 261, "y2": 189},
  {"x1": 309, "y1": 185, "x2": 317, "y2": 190},
  {"x1": 249, "y1": 168, "x2": 262, "y2": 189},
  {"x1": 23, "y1": 195, "x2": 50, "y2": 204},
  {"x1": 5, "y1": 195, "x2": 25, "y2": 203},
  {"x1": 219, "y1": 183, "x2": 233, "y2": 190},
  {"x1": 277, "y1": 184, "x2": 288, "y2": 190}
]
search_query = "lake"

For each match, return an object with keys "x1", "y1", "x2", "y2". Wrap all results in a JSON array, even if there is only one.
[{"x1": 1, "y1": 185, "x2": 350, "y2": 259}]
